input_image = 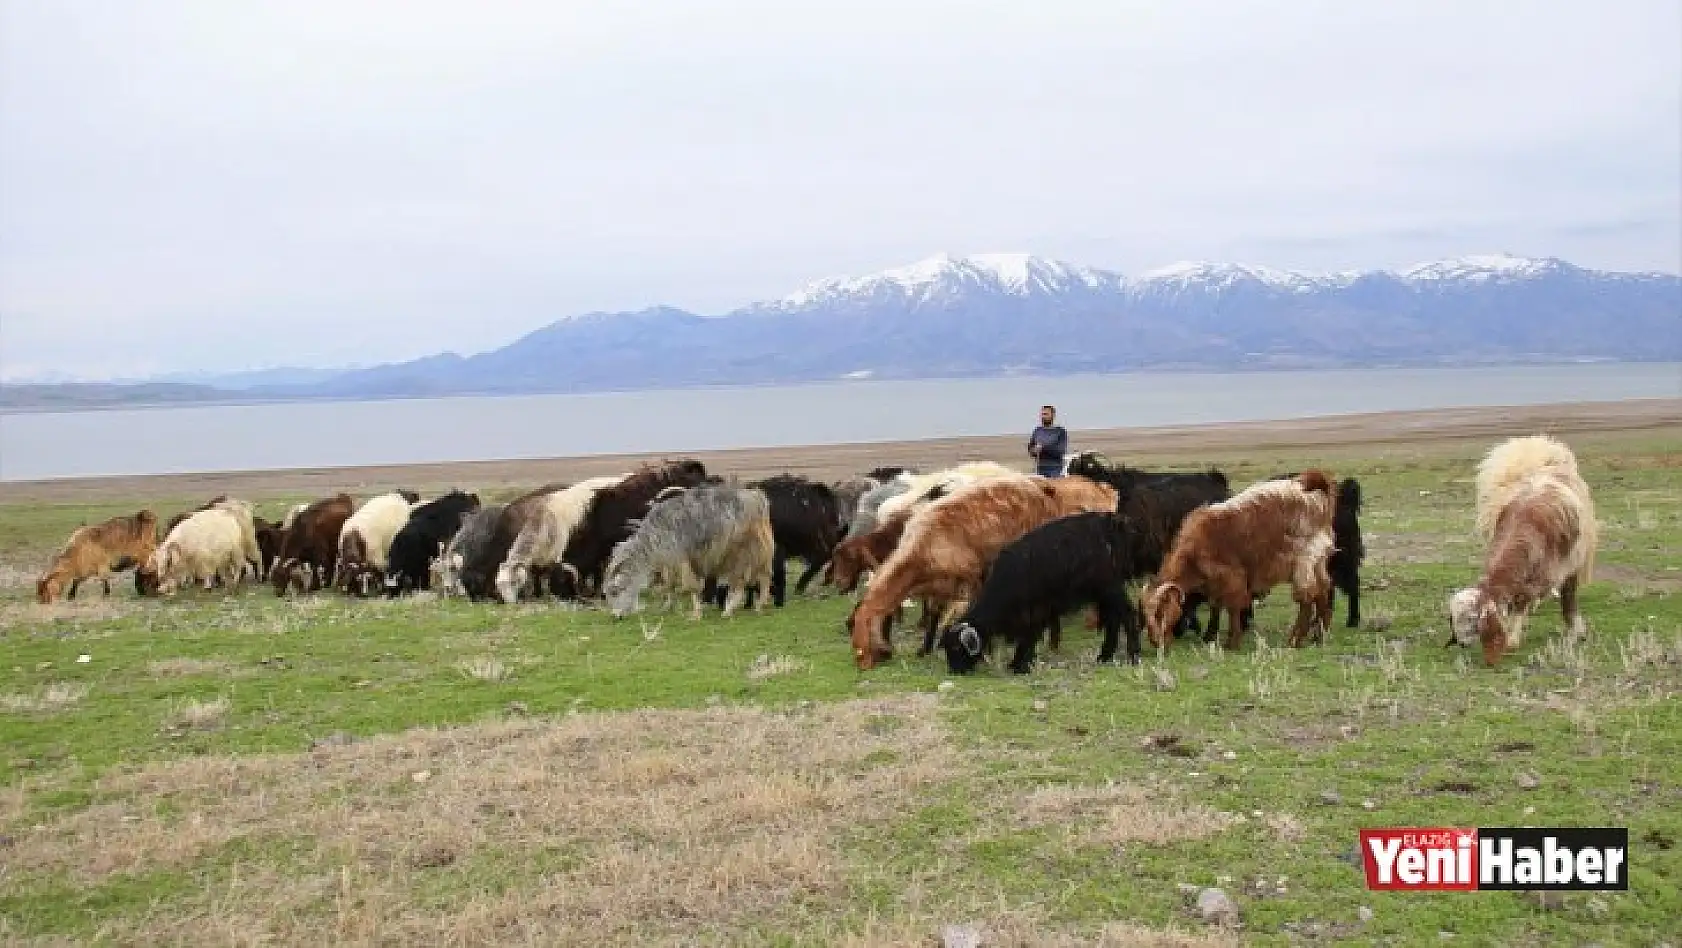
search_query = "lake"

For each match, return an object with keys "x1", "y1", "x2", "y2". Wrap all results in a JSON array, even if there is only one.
[{"x1": 2, "y1": 364, "x2": 1678, "y2": 481}]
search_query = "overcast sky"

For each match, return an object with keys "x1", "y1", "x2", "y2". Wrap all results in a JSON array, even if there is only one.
[{"x1": 2, "y1": 0, "x2": 1678, "y2": 381}]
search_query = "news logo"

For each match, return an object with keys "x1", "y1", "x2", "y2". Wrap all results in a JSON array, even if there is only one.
[{"x1": 1361, "y1": 828, "x2": 1629, "y2": 891}]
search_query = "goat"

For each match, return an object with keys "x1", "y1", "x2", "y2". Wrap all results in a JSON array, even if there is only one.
[
  {"x1": 139, "y1": 508, "x2": 261, "y2": 596},
  {"x1": 334, "y1": 492, "x2": 417, "y2": 596},
  {"x1": 848, "y1": 474, "x2": 1118, "y2": 670},
  {"x1": 384, "y1": 490, "x2": 482, "y2": 595},
  {"x1": 496, "y1": 475, "x2": 628, "y2": 603},
  {"x1": 271, "y1": 493, "x2": 356, "y2": 596},
  {"x1": 1447, "y1": 436, "x2": 1596, "y2": 666},
  {"x1": 36, "y1": 511, "x2": 158, "y2": 603},
  {"x1": 941, "y1": 511, "x2": 1144, "y2": 674},
  {"x1": 602, "y1": 483, "x2": 775, "y2": 619},
  {"x1": 439, "y1": 504, "x2": 505, "y2": 598},
  {"x1": 1142, "y1": 472, "x2": 1337, "y2": 651},
  {"x1": 555, "y1": 459, "x2": 713, "y2": 598}
]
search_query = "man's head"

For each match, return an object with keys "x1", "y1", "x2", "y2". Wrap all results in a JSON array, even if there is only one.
[{"x1": 1040, "y1": 405, "x2": 1056, "y2": 426}]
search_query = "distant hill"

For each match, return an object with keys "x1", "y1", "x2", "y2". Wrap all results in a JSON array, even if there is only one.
[
  {"x1": 7, "y1": 252, "x2": 1679, "y2": 410},
  {"x1": 0, "y1": 381, "x2": 238, "y2": 412}
]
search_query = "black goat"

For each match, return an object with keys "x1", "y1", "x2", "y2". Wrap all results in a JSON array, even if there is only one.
[
  {"x1": 555, "y1": 459, "x2": 713, "y2": 598},
  {"x1": 941, "y1": 511, "x2": 1143, "y2": 674},
  {"x1": 384, "y1": 490, "x2": 481, "y2": 595}
]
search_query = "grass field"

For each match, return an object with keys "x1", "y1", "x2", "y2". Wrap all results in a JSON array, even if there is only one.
[{"x1": 1, "y1": 430, "x2": 1679, "y2": 946}]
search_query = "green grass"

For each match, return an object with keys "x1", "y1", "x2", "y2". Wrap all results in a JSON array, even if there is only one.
[{"x1": 1, "y1": 434, "x2": 1679, "y2": 945}]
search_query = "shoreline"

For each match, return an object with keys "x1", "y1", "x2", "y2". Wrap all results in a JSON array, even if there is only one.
[{"x1": 1, "y1": 398, "x2": 1676, "y2": 504}]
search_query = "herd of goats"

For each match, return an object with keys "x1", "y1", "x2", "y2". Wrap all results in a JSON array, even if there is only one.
[{"x1": 32, "y1": 434, "x2": 1597, "y2": 674}]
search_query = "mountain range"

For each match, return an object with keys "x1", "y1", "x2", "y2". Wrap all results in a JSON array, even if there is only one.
[{"x1": 4, "y1": 252, "x2": 1678, "y2": 409}]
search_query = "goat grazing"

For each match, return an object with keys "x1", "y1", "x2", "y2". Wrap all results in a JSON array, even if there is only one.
[
  {"x1": 556, "y1": 459, "x2": 713, "y2": 598},
  {"x1": 942, "y1": 511, "x2": 1144, "y2": 674},
  {"x1": 139, "y1": 508, "x2": 262, "y2": 596},
  {"x1": 271, "y1": 494, "x2": 356, "y2": 596},
  {"x1": 849, "y1": 474, "x2": 1118, "y2": 669},
  {"x1": 1142, "y1": 472, "x2": 1337, "y2": 651},
  {"x1": 384, "y1": 490, "x2": 482, "y2": 595},
  {"x1": 496, "y1": 475, "x2": 628, "y2": 603},
  {"x1": 440, "y1": 504, "x2": 505, "y2": 597},
  {"x1": 37, "y1": 511, "x2": 158, "y2": 603},
  {"x1": 334, "y1": 492, "x2": 417, "y2": 596},
  {"x1": 602, "y1": 483, "x2": 775, "y2": 619},
  {"x1": 1447, "y1": 436, "x2": 1597, "y2": 666}
]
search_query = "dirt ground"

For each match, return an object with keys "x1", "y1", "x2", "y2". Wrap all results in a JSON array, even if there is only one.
[{"x1": 1, "y1": 398, "x2": 1677, "y2": 504}]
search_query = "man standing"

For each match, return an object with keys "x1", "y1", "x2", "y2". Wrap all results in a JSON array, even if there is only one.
[{"x1": 1028, "y1": 405, "x2": 1068, "y2": 477}]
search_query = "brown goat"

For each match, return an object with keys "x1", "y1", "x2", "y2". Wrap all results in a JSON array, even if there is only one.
[
  {"x1": 825, "y1": 511, "x2": 912, "y2": 594},
  {"x1": 848, "y1": 475, "x2": 1118, "y2": 670},
  {"x1": 1142, "y1": 471, "x2": 1337, "y2": 651},
  {"x1": 1448, "y1": 436, "x2": 1596, "y2": 666},
  {"x1": 271, "y1": 493, "x2": 356, "y2": 595},
  {"x1": 37, "y1": 511, "x2": 158, "y2": 603}
]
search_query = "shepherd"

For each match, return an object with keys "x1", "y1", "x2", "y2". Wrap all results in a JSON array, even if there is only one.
[{"x1": 1028, "y1": 404, "x2": 1068, "y2": 478}]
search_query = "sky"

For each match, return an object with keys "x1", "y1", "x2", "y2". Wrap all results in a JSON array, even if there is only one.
[{"x1": 1, "y1": 0, "x2": 1678, "y2": 381}]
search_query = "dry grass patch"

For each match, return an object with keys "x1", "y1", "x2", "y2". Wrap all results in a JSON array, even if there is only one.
[
  {"x1": 457, "y1": 656, "x2": 508, "y2": 682},
  {"x1": 163, "y1": 696, "x2": 230, "y2": 731},
  {"x1": 1017, "y1": 781, "x2": 1238, "y2": 847},
  {"x1": 7, "y1": 694, "x2": 956, "y2": 944},
  {"x1": 147, "y1": 657, "x2": 237, "y2": 678},
  {"x1": 0, "y1": 681, "x2": 89, "y2": 714},
  {"x1": 0, "y1": 597, "x2": 136, "y2": 626},
  {"x1": 746, "y1": 653, "x2": 806, "y2": 680}
]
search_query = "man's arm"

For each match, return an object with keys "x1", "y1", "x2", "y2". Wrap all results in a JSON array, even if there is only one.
[{"x1": 1052, "y1": 427, "x2": 1068, "y2": 457}]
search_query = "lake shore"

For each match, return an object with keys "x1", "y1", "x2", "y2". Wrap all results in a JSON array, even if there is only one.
[{"x1": 3, "y1": 397, "x2": 1676, "y2": 504}]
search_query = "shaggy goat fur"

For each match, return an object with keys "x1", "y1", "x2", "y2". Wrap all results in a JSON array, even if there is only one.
[
  {"x1": 271, "y1": 493, "x2": 355, "y2": 596},
  {"x1": 830, "y1": 476, "x2": 879, "y2": 533},
  {"x1": 844, "y1": 477, "x2": 914, "y2": 540},
  {"x1": 439, "y1": 504, "x2": 505, "y2": 597},
  {"x1": 495, "y1": 474, "x2": 629, "y2": 603},
  {"x1": 334, "y1": 492, "x2": 417, "y2": 596},
  {"x1": 1447, "y1": 436, "x2": 1597, "y2": 666},
  {"x1": 458, "y1": 483, "x2": 566, "y2": 601},
  {"x1": 1142, "y1": 472, "x2": 1337, "y2": 651},
  {"x1": 825, "y1": 510, "x2": 912, "y2": 594},
  {"x1": 874, "y1": 461, "x2": 1015, "y2": 525},
  {"x1": 602, "y1": 484, "x2": 775, "y2": 619},
  {"x1": 848, "y1": 474, "x2": 1119, "y2": 670},
  {"x1": 556, "y1": 459, "x2": 713, "y2": 598},
  {"x1": 143, "y1": 508, "x2": 261, "y2": 596},
  {"x1": 384, "y1": 490, "x2": 481, "y2": 595},
  {"x1": 1273, "y1": 473, "x2": 1366, "y2": 628},
  {"x1": 37, "y1": 511, "x2": 158, "y2": 603},
  {"x1": 750, "y1": 474, "x2": 843, "y2": 604},
  {"x1": 942, "y1": 511, "x2": 1144, "y2": 675}
]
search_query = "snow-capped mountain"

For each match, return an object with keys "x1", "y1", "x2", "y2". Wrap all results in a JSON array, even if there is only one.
[{"x1": 24, "y1": 252, "x2": 1670, "y2": 406}]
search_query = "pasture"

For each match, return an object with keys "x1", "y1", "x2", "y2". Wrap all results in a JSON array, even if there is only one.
[{"x1": 1, "y1": 428, "x2": 1679, "y2": 946}]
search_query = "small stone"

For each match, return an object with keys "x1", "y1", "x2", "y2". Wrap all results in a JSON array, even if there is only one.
[
  {"x1": 937, "y1": 680, "x2": 956, "y2": 693},
  {"x1": 1189, "y1": 665, "x2": 1210, "y2": 681},
  {"x1": 1362, "y1": 799, "x2": 1377, "y2": 810},
  {"x1": 1586, "y1": 897, "x2": 1610, "y2": 917},
  {"x1": 1439, "y1": 933, "x2": 1455, "y2": 941},
  {"x1": 1524, "y1": 806, "x2": 1536, "y2": 815},
  {"x1": 940, "y1": 923, "x2": 982, "y2": 948},
  {"x1": 505, "y1": 701, "x2": 529, "y2": 716},
  {"x1": 1516, "y1": 771, "x2": 1541, "y2": 790},
  {"x1": 1153, "y1": 667, "x2": 1178, "y2": 691},
  {"x1": 1367, "y1": 615, "x2": 1394, "y2": 632},
  {"x1": 705, "y1": 694, "x2": 723, "y2": 706},
  {"x1": 1526, "y1": 891, "x2": 1567, "y2": 911},
  {"x1": 1195, "y1": 888, "x2": 1240, "y2": 926},
  {"x1": 1176, "y1": 883, "x2": 1200, "y2": 896},
  {"x1": 75, "y1": 654, "x2": 91, "y2": 664},
  {"x1": 12, "y1": 758, "x2": 36, "y2": 770},
  {"x1": 1319, "y1": 789, "x2": 1343, "y2": 806},
  {"x1": 1222, "y1": 750, "x2": 1238, "y2": 760},
  {"x1": 411, "y1": 770, "x2": 431, "y2": 784},
  {"x1": 1031, "y1": 698, "x2": 1048, "y2": 713},
  {"x1": 1339, "y1": 724, "x2": 1359, "y2": 739},
  {"x1": 1358, "y1": 906, "x2": 1374, "y2": 923}
]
